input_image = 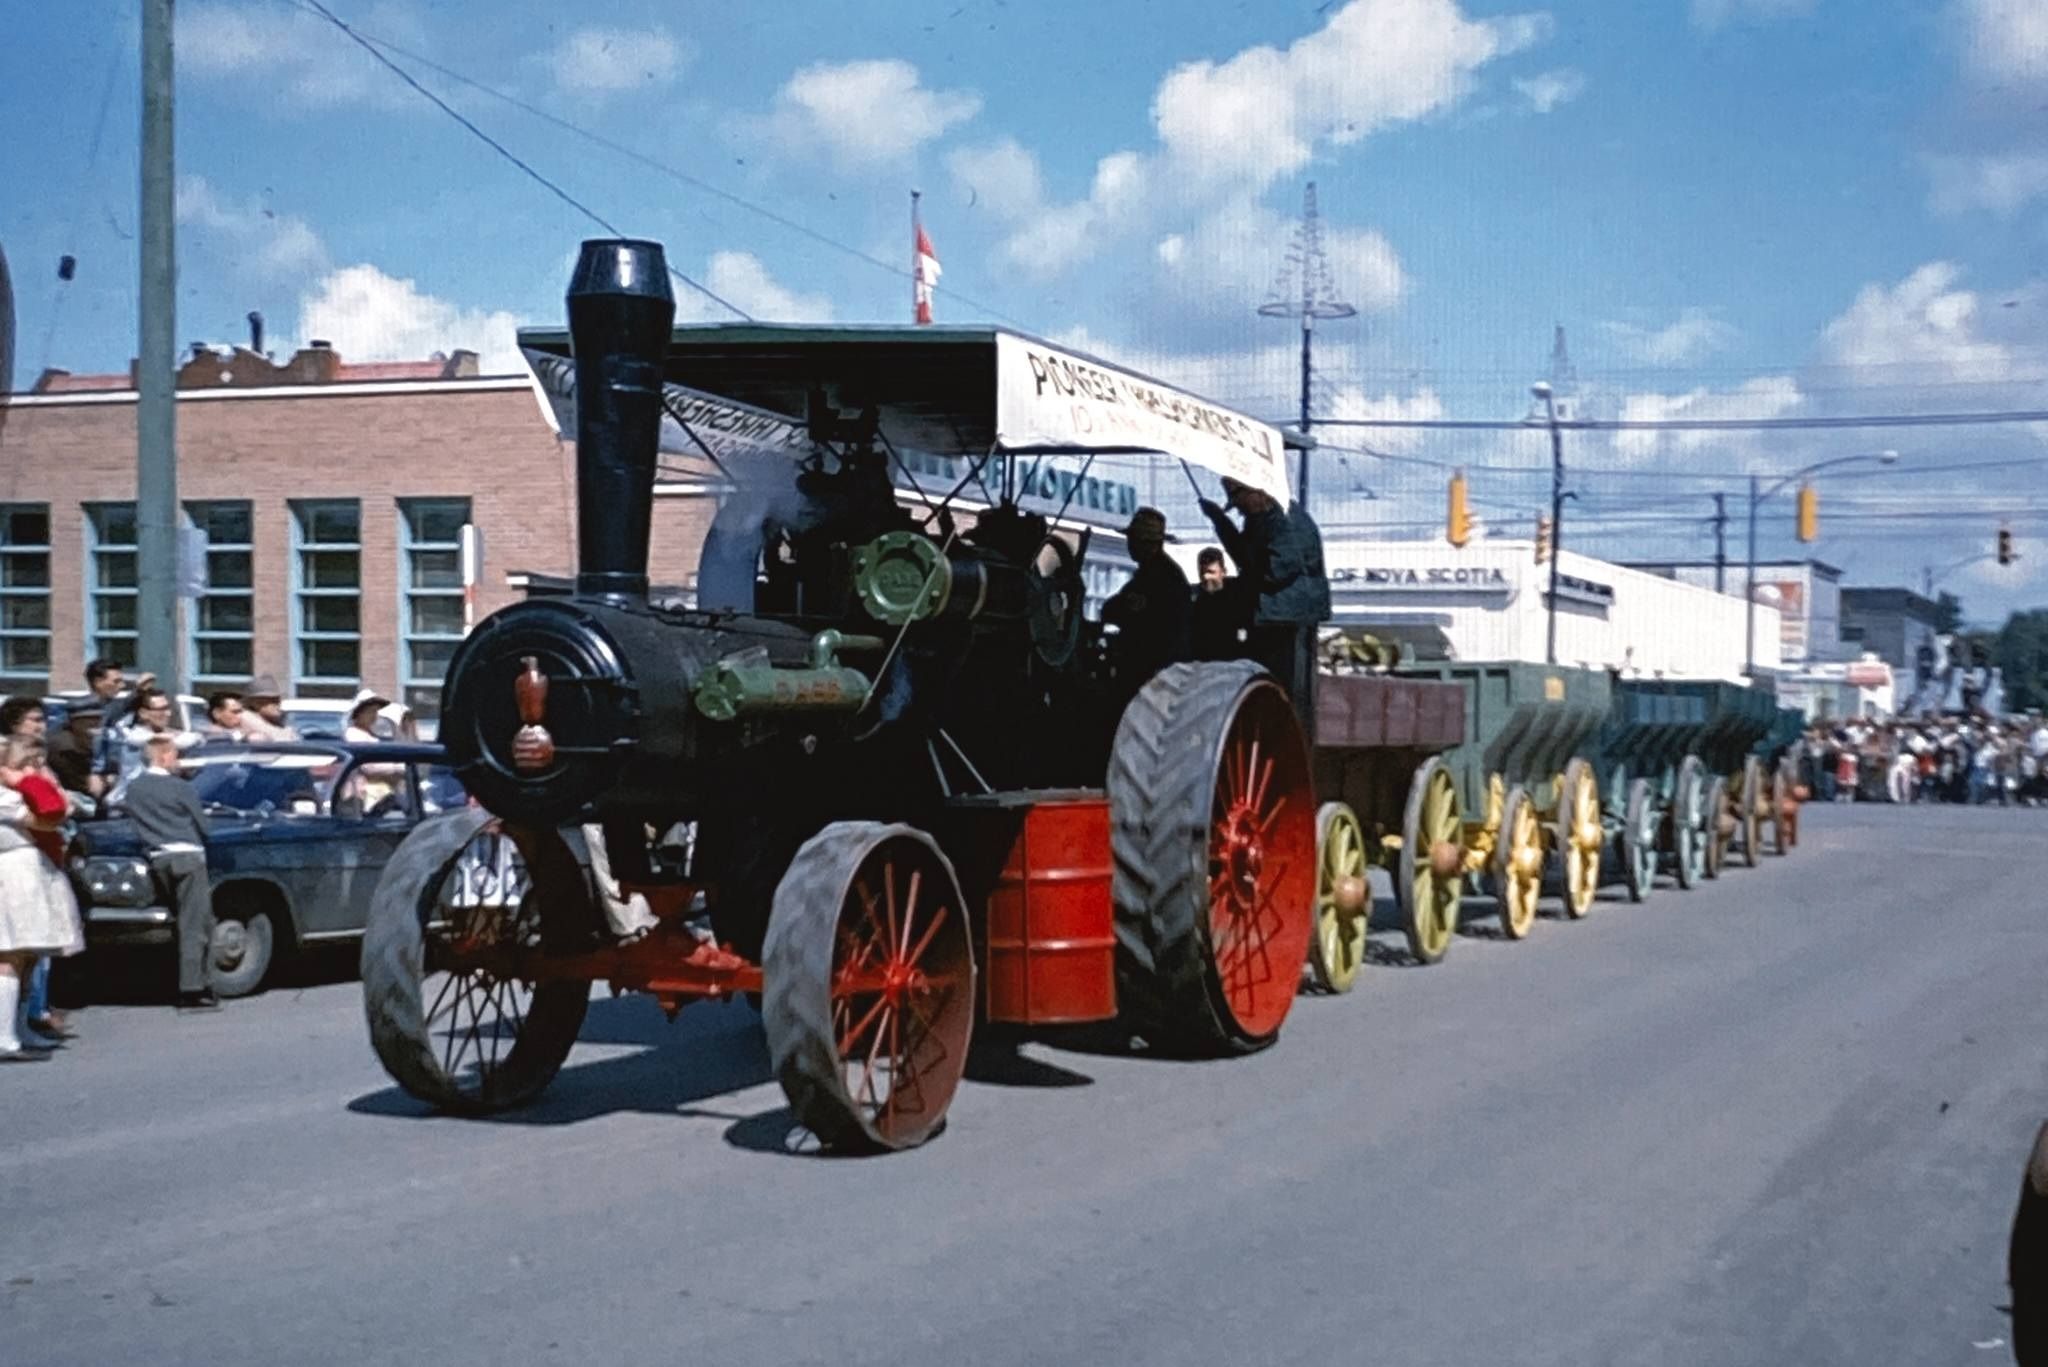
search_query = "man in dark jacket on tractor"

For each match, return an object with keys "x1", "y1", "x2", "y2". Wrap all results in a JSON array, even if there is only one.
[
  {"x1": 1101, "y1": 506, "x2": 1191, "y2": 694},
  {"x1": 1198, "y1": 476, "x2": 1330, "y2": 731}
]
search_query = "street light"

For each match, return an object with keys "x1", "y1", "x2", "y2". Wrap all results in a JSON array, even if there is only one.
[
  {"x1": 1532, "y1": 381, "x2": 1566, "y2": 664},
  {"x1": 1745, "y1": 449, "x2": 1900, "y2": 676}
]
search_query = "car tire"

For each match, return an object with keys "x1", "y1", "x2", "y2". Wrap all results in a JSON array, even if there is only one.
[{"x1": 208, "y1": 908, "x2": 275, "y2": 998}]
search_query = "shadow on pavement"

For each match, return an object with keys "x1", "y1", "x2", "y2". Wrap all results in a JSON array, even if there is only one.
[{"x1": 346, "y1": 992, "x2": 774, "y2": 1126}]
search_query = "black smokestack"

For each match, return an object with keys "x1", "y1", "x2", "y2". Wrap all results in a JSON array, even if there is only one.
[
  {"x1": 247, "y1": 310, "x2": 264, "y2": 355},
  {"x1": 566, "y1": 238, "x2": 675, "y2": 602}
]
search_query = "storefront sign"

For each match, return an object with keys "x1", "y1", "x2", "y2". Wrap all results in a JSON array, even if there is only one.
[
  {"x1": 1331, "y1": 565, "x2": 1512, "y2": 592},
  {"x1": 1545, "y1": 572, "x2": 1617, "y2": 609}
]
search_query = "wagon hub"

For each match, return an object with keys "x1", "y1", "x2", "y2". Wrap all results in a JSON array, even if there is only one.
[
  {"x1": 1222, "y1": 811, "x2": 1267, "y2": 900},
  {"x1": 1332, "y1": 873, "x2": 1368, "y2": 917},
  {"x1": 1429, "y1": 840, "x2": 1463, "y2": 880}
]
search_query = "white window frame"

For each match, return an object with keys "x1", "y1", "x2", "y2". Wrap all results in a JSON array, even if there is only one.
[
  {"x1": 0, "y1": 504, "x2": 52, "y2": 692},
  {"x1": 185, "y1": 499, "x2": 255, "y2": 692},
  {"x1": 397, "y1": 497, "x2": 469, "y2": 719},
  {"x1": 290, "y1": 498, "x2": 362, "y2": 698}
]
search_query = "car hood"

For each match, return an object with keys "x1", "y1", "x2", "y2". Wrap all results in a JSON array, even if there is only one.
[{"x1": 78, "y1": 812, "x2": 285, "y2": 856}]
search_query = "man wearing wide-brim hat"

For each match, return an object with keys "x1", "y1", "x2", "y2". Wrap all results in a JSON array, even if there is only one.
[
  {"x1": 238, "y1": 673, "x2": 298, "y2": 743},
  {"x1": 1198, "y1": 474, "x2": 1330, "y2": 731},
  {"x1": 1101, "y1": 505, "x2": 1191, "y2": 694}
]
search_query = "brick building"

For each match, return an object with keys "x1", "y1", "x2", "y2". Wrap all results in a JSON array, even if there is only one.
[{"x1": 0, "y1": 342, "x2": 716, "y2": 717}]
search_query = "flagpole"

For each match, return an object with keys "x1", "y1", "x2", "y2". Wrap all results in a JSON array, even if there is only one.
[{"x1": 910, "y1": 189, "x2": 921, "y2": 324}]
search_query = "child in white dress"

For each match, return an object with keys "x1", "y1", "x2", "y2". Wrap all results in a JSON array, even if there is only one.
[{"x1": 0, "y1": 737, "x2": 85, "y2": 1061}]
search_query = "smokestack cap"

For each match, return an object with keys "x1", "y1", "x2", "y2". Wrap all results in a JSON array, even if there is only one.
[{"x1": 567, "y1": 239, "x2": 673, "y2": 308}]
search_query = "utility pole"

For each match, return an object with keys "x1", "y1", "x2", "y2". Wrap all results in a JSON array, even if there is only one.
[
  {"x1": 1258, "y1": 182, "x2": 1354, "y2": 504},
  {"x1": 138, "y1": 0, "x2": 180, "y2": 690},
  {"x1": 1745, "y1": 473, "x2": 1759, "y2": 678},
  {"x1": 1712, "y1": 492, "x2": 1728, "y2": 593},
  {"x1": 1535, "y1": 381, "x2": 1566, "y2": 665}
]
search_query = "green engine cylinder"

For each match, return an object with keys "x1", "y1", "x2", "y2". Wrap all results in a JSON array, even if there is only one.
[{"x1": 693, "y1": 630, "x2": 879, "y2": 722}]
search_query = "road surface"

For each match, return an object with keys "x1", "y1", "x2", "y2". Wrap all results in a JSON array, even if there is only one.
[{"x1": 4, "y1": 802, "x2": 2042, "y2": 1366}]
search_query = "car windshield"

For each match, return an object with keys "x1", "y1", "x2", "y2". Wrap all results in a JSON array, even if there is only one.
[
  {"x1": 285, "y1": 708, "x2": 348, "y2": 741},
  {"x1": 185, "y1": 751, "x2": 343, "y2": 815}
]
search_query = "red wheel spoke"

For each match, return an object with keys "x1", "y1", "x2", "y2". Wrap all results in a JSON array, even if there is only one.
[
  {"x1": 903, "y1": 903, "x2": 950, "y2": 968},
  {"x1": 836, "y1": 992, "x2": 890, "y2": 1058},
  {"x1": 899, "y1": 869, "x2": 923, "y2": 959},
  {"x1": 1245, "y1": 738, "x2": 1264, "y2": 809},
  {"x1": 882, "y1": 863, "x2": 900, "y2": 965},
  {"x1": 1258, "y1": 794, "x2": 1289, "y2": 832}
]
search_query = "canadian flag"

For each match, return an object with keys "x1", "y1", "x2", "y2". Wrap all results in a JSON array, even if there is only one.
[{"x1": 914, "y1": 221, "x2": 940, "y2": 325}]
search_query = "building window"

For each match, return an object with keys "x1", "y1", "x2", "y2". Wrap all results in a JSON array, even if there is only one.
[
  {"x1": 399, "y1": 498, "x2": 469, "y2": 719},
  {"x1": 291, "y1": 499, "x2": 360, "y2": 699},
  {"x1": 84, "y1": 502, "x2": 138, "y2": 667},
  {"x1": 0, "y1": 505, "x2": 52, "y2": 693},
  {"x1": 185, "y1": 500, "x2": 255, "y2": 691}
]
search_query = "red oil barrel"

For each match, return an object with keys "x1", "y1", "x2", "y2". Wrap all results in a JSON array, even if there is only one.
[{"x1": 982, "y1": 795, "x2": 1116, "y2": 1025}]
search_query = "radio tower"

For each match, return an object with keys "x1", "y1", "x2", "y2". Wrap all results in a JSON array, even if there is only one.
[{"x1": 1259, "y1": 181, "x2": 1355, "y2": 499}]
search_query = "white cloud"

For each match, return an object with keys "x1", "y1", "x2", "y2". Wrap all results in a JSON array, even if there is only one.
[
  {"x1": 1609, "y1": 375, "x2": 1804, "y2": 463},
  {"x1": 1925, "y1": 150, "x2": 2048, "y2": 215},
  {"x1": 1153, "y1": 196, "x2": 1404, "y2": 320},
  {"x1": 1601, "y1": 308, "x2": 1739, "y2": 366},
  {"x1": 675, "y1": 251, "x2": 833, "y2": 323},
  {"x1": 1324, "y1": 385, "x2": 1447, "y2": 453},
  {"x1": 544, "y1": 25, "x2": 687, "y2": 97},
  {"x1": 766, "y1": 59, "x2": 980, "y2": 169},
  {"x1": 175, "y1": 175, "x2": 330, "y2": 280},
  {"x1": 945, "y1": 138, "x2": 1046, "y2": 220},
  {"x1": 1149, "y1": 0, "x2": 1546, "y2": 192},
  {"x1": 1816, "y1": 262, "x2": 2017, "y2": 386},
  {"x1": 1690, "y1": 0, "x2": 1816, "y2": 30},
  {"x1": 1513, "y1": 68, "x2": 1585, "y2": 114},
  {"x1": 295, "y1": 264, "x2": 524, "y2": 372},
  {"x1": 981, "y1": 150, "x2": 1153, "y2": 278},
  {"x1": 178, "y1": 2, "x2": 430, "y2": 110},
  {"x1": 1959, "y1": 0, "x2": 2048, "y2": 88}
]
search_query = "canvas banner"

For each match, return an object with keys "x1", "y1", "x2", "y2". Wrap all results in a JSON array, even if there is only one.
[{"x1": 993, "y1": 332, "x2": 1291, "y2": 503}]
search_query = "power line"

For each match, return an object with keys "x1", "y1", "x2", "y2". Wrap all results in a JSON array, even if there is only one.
[
  {"x1": 1300, "y1": 409, "x2": 2048, "y2": 432},
  {"x1": 296, "y1": 0, "x2": 749, "y2": 320},
  {"x1": 279, "y1": 0, "x2": 1035, "y2": 331}
]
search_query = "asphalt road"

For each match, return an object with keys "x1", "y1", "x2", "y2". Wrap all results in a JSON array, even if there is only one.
[{"x1": 4, "y1": 802, "x2": 2044, "y2": 1367}]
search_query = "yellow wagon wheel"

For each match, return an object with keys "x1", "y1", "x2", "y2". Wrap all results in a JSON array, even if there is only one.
[
  {"x1": 1399, "y1": 758, "x2": 1463, "y2": 964},
  {"x1": 1738, "y1": 756, "x2": 1763, "y2": 869},
  {"x1": 1307, "y1": 801, "x2": 1370, "y2": 994},
  {"x1": 1493, "y1": 785, "x2": 1544, "y2": 940},
  {"x1": 1556, "y1": 757, "x2": 1602, "y2": 920}
]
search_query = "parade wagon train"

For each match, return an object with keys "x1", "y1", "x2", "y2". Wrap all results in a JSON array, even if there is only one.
[
  {"x1": 1669, "y1": 681, "x2": 1790, "y2": 875},
  {"x1": 1755, "y1": 703, "x2": 1808, "y2": 850},
  {"x1": 1297, "y1": 659, "x2": 1467, "y2": 992},
  {"x1": 1590, "y1": 680, "x2": 1716, "y2": 901},
  {"x1": 360, "y1": 237, "x2": 1338, "y2": 1151},
  {"x1": 1347, "y1": 658, "x2": 1613, "y2": 961}
]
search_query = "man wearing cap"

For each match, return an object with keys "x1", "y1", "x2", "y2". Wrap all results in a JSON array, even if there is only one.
[
  {"x1": 1100, "y1": 506, "x2": 1191, "y2": 694},
  {"x1": 1199, "y1": 476, "x2": 1331, "y2": 727},
  {"x1": 238, "y1": 674, "x2": 298, "y2": 742}
]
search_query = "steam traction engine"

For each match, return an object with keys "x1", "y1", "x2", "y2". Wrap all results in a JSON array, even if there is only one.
[{"x1": 360, "y1": 239, "x2": 1316, "y2": 1150}]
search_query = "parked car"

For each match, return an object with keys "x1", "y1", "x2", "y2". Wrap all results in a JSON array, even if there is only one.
[{"x1": 69, "y1": 740, "x2": 473, "y2": 996}]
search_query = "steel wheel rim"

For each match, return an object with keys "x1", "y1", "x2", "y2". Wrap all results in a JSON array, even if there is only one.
[
  {"x1": 1500, "y1": 791, "x2": 1541, "y2": 938},
  {"x1": 1628, "y1": 784, "x2": 1656, "y2": 896},
  {"x1": 1705, "y1": 777, "x2": 1728, "y2": 876},
  {"x1": 1409, "y1": 765, "x2": 1460, "y2": 959},
  {"x1": 1207, "y1": 684, "x2": 1316, "y2": 1037},
  {"x1": 421, "y1": 824, "x2": 544, "y2": 1102},
  {"x1": 826, "y1": 837, "x2": 974, "y2": 1149},
  {"x1": 1675, "y1": 764, "x2": 1705, "y2": 886},
  {"x1": 1312, "y1": 803, "x2": 1368, "y2": 992}
]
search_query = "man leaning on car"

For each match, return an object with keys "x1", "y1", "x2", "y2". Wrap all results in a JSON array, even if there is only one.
[{"x1": 123, "y1": 735, "x2": 220, "y2": 1012}]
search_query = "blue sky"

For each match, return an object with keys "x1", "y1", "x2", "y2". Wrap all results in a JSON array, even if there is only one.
[{"x1": 4, "y1": 0, "x2": 2048, "y2": 622}]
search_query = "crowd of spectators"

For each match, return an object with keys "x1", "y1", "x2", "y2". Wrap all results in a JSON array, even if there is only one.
[{"x1": 1791, "y1": 714, "x2": 2048, "y2": 806}]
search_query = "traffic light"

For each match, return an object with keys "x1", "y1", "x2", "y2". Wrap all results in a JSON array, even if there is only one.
[
  {"x1": 1795, "y1": 484, "x2": 1818, "y2": 543},
  {"x1": 1447, "y1": 471, "x2": 1470, "y2": 547},
  {"x1": 1998, "y1": 524, "x2": 2016, "y2": 565},
  {"x1": 1534, "y1": 514, "x2": 1553, "y2": 564}
]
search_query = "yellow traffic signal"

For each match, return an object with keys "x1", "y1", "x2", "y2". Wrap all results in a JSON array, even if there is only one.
[
  {"x1": 1534, "y1": 514, "x2": 1553, "y2": 564},
  {"x1": 1998, "y1": 524, "x2": 2015, "y2": 565},
  {"x1": 1795, "y1": 484, "x2": 1818, "y2": 543},
  {"x1": 1447, "y1": 472, "x2": 1471, "y2": 547}
]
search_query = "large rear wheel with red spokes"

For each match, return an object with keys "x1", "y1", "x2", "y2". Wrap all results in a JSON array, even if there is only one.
[
  {"x1": 763, "y1": 822, "x2": 976, "y2": 1153},
  {"x1": 1109, "y1": 661, "x2": 1316, "y2": 1057}
]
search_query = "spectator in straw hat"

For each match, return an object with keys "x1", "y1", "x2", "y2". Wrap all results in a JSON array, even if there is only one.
[
  {"x1": 1100, "y1": 506, "x2": 1190, "y2": 693},
  {"x1": 238, "y1": 674, "x2": 297, "y2": 742}
]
